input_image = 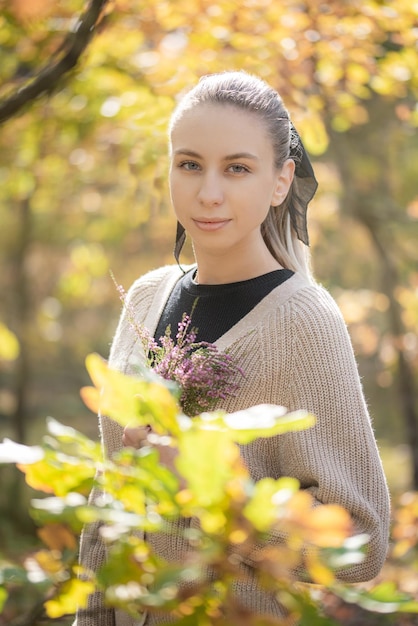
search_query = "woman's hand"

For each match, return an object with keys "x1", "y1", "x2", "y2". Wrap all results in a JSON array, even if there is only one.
[
  {"x1": 122, "y1": 424, "x2": 185, "y2": 487},
  {"x1": 122, "y1": 424, "x2": 152, "y2": 449}
]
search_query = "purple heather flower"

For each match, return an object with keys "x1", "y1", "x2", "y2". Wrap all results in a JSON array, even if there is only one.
[{"x1": 114, "y1": 278, "x2": 244, "y2": 417}]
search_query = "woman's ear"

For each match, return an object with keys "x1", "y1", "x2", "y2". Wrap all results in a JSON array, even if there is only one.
[{"x1": 271, "y1": 158, "x2": 295, "y2": 206}]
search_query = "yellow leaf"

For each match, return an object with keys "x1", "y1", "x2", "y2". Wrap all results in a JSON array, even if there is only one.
[
  {"x1": 346, "y1": 62, "x2": 370, "y2": 84},
  {"x1": 244, "y1": 477, "x2": 299, "y2": 532},
  {"x1": 38, "y1": 524, "x2": 77, "y2": 551},
  {"x1": 18, "y1": 454, "x2": 95, "y2": 496},
  {"x1": 229, "y1": 529, "x2": 248, "y2": 545},
  {"x1": 18, "y1": 460, "x2": 55, "y2": 493},
  {"x1": 307, "y1": 505, "x2": 353, "y2": 547},
  {"x1": 45, "y1": 578, "x2": 96, "y2": 618},
  {"x1": 285, "y1": 489, "x2": 313, "y2": 516},
  {"x1": 284, "y1": 492, "x2": 352, "y2": 547},
  {"x1": 0, "y1": 323, "x2": 19, "y2": 361},
  {"x1": 85, "y1": 353, "x2": 112, "y2": 390},
  {"x1": 256, "y1": 545, "x2": 301, "y2": 577},
  {"x1": 200, "y1": 509, "x2": 227, "y2": 534},
  {"x1": 392, "y1": 539, "x2": 414, "y2": 559},
  {"x1": 305, "y1": 548, "x2": 335, "y2": 586},
  {"x1": 34, "y1": 550, "x2": 64, "y2": 576},
  {"x1": 80, "y1": 386, "x2": 101, "y2": 414},
  {"x1": 10, "y1": 0, "x2": 55, "y2": 21},
  {"x1": 297, "y1": 115, "x2": 329, "y2": 156},
  {"x1": 83, "y1": 354, "x2": 180, "y2": 435}
]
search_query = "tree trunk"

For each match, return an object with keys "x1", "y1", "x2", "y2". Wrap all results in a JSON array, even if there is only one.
[
  {"x1": 12, "y1": 198, "x2": 32, "y2": 444},
  {"x1": 364, "y1": 224, "x2": 418, "y2": 489},
  {"x1": 327, "y1": 103, "x2": 418, "y2": 489}
]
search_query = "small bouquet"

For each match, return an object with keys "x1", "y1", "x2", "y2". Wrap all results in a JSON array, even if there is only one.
[{"x1": 114, "y1": 278, "x2": 244, "y2": 417}]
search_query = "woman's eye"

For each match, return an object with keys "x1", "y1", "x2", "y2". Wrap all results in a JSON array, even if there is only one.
[
  {"x1": 179, "y1": 161, "x2": 200, "y2": 171},
  {"x1": 228, "y1": 164, "x2": 249, "y2": 174}
]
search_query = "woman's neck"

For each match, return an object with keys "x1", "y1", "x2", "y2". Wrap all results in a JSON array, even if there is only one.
[{"x1": 193, "y1": 245, "x2": 283, "y2": 285}]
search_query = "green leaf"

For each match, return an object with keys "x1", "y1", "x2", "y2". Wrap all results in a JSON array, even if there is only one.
[
  {"x1": 45, "y1": 417, "x2": 103, "y2": 463},
  {"x1": 298, "y1": 597, "x2": 340, "y2": 625},
  {"x1": 98, "y1": 536, "x2": 150, "y2": 587},
  {"x1": 0, "y1": 565, "x2": 29, "y2": 585},
  {"x1": 334, "y1": 581, "x2": 418, "y2": 614},
  {"x1": 244, "y1": 477, "x2": 300, "y2": 531},
  {"x1": 0, "y1": 586, "x2": 7, "y2": 612},
  {"x1": 111, "y1": 447, "x2": 179, "y2": 514},
  {"x1": 194, "y1": 405, "x2": 316, "y2": 444},
  {"x1": 176, "y1": 428, "x2": 240, "y2": 509}
]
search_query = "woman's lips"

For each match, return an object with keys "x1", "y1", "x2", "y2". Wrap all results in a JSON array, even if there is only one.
[{"x1": 193, "y1": 219, "x2": 231, "y2": 231}]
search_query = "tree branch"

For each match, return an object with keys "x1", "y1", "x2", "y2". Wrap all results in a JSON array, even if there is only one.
[{"x1": 0, "y1": 0, "x2": 110, "y2": 125}]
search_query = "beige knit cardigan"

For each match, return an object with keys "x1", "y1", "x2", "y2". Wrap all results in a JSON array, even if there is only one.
[{"x1": 76, "y1": 266, "x2": 390, "y2": 626}]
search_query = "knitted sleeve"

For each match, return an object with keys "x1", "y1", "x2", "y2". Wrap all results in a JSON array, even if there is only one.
[
  {"x1": 73, "y1": 485, "x2": 116, "y2": 626},
  {"x1": 275, "y1": 286, "x2": 390, "y2": 582},
  {"x1": 75, "y1": 266, "x2": 179, "y2": 626}
]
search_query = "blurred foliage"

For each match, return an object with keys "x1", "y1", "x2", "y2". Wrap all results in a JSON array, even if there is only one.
[
  {"x1": 0, "y1": 362, "x2": 417, "y2": 625},
  {"x1": 0, "y1": 0, "x2": 417, "y2": 566},
  {"x1": 0, "y1": 324, "x2": 19, "y2": 361}
]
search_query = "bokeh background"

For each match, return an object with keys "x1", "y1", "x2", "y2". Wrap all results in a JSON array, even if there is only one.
[{"x1": 0, "y1": 1, "x2": 417, "y2": 621}]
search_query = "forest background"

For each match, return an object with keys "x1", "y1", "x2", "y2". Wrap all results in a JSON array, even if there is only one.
[{"x1": 0, "y1": 0, "x2": 417, "y2": 623}]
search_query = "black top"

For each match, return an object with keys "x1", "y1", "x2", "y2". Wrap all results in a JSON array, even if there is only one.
[{"x1": 154, "y1": 268, "x2": 294, "y2": 344}]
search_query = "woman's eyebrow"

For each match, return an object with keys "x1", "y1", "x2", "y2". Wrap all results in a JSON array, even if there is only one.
[
  {"x1": 173, "y1": 149, "x2": 202, "y2": 158},
  {"x1": 173, "y1": 149, "x2": 259, "y2": 161},
  {"x1": 225, "y1": 152, "x2": 259, "y2": 161}
]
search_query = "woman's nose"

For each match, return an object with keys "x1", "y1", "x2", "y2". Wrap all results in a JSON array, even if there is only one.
[{"x1": 197, "y1": 172, "x2": 224, "y2": 206}]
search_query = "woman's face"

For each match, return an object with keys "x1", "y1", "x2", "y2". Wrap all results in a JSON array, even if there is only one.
[{"x1": 169, "y1": 104, "x2": 294, "y2": 260}]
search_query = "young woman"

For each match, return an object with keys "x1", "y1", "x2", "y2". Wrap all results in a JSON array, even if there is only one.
[{"x1": 76, "y1": 71, "x2": 390, "y2": 626}]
